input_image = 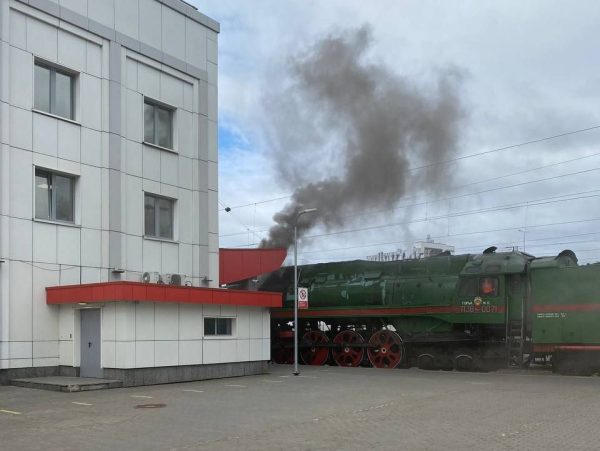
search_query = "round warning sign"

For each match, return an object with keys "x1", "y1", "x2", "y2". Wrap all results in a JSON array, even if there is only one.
[{"x1": 298, "y1": 287, "x2": 309, "y2": 309}]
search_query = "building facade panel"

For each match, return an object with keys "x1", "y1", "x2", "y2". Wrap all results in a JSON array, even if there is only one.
[{"x1": 0, "y1": 0, "x2": 276, "y2": 384}]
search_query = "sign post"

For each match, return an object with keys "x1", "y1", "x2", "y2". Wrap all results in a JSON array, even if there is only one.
[{"x1": 298, "y1": 287, "x2": 308, "y2": 309}]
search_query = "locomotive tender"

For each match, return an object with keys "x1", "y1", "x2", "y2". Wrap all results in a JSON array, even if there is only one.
[{"x1": 261, "y1": 247, "x2": 600, "y2": 375}]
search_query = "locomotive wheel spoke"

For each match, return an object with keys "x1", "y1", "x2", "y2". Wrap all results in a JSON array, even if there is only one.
[
  {"x1": 300, "y1": 330, "x2": 330, "y2": 366},
  {"x1": 332, "y1": 330, "x2": 365, "y2": 367},
  {"x1": 367, "y1": 330, "x2": 404, "y2": 369}
]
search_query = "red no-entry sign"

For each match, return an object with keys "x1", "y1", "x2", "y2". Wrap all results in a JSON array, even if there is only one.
[{"x1": 298, "y1": 287, "x2": 308, "y2": 309}]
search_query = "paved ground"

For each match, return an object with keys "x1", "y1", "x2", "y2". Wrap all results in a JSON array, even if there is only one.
[
  {"x1": 11, "y1": 377, "x2": 121, "y2": 392},
  {"x1": 1, "y1": 364, "x2": 600, "y2": 450}
]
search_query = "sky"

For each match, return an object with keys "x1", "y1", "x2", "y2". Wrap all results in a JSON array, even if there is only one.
[{"x1": 192, "y1": 0, "x2": 600, "y2": 265}]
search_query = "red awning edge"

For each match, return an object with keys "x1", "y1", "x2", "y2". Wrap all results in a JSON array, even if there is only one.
[
  {"x1": 219, "y1": 248, "x2": 287, "y2": 285},
  {"x1": 46, "y1": 281, "x2": 282, "y2": 308}
]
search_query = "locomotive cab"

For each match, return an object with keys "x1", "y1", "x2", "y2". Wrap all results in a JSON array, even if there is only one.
[
  {"x1": 455, "y1": 250, "x2": 532, "y2": 366},
  {"x1": 459, "y1": 250, "x2": 530, "y2": 320}
]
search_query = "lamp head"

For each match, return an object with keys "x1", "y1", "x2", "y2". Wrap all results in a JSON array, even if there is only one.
[{"x1": 297, "y1": 208, "x2": 317, "y2": 218}]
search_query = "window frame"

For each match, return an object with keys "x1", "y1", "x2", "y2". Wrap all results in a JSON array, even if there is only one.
[
  {"x1": 34, "y1": 168, "x2": 76, "y2": 224},
  {"x1": 34, "y1": 60, "x2": 76, "y2": 121},
  {"x1": 143, "y1": 98, "x2": 175, "y2": 150},
  {"x1": 144, "y1": 192, "x2": 175, "y2": 241},
  {"x1": 203, "y1": 317, "x2": 236, "y2": 338}
]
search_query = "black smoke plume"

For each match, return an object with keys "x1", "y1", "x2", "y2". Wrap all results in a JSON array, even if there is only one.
[{"x1": 260, "y1": 26, "x2": 465, "y2": 249}]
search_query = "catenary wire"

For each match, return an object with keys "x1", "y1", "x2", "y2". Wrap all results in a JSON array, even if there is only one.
[
  {"x1": 227, "y1": 216, "x2": 600, "y2": 249},
  {"x1": 297, "y1": 230, "x2": 600, "y2": 256},
  {"x1": 225, "y1": 189, "x2": 600, "y2": 247},
  {"x1": 218, "y1": 126, "x2": 600, "y2": 212},
  {"x1": 219, "y1": 154, "x2": 600, "y2": 238}
]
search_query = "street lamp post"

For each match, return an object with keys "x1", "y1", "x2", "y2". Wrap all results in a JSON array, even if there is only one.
[{"x1": 294, "y1": 208, "x2": 317, "y2": 376}]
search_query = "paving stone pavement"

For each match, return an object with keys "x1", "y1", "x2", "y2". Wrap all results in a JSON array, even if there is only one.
[{"x1": 1, "y1": 364, "x2": 600, "y2": 450}]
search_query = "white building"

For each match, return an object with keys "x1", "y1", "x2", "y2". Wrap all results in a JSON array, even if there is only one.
[
  {"x1": 413, "y1": 237, "x2": 455, "y2": 259},
  {"x1": 0, "y1": 0, "x2": 277, "y2": 385}
]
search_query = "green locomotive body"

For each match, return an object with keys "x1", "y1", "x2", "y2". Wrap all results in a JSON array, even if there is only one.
[{"x1": 264, "y1": 248, "x2": 600, "y2": 374}]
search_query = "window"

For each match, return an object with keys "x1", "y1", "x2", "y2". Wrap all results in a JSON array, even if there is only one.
[
  {"x1": 509, "y1": 274, "x2": 523, "y2": 295},
  {"x1": 34, "y1": 61, "x2": 75, "y2": 120},
  {"x1": 479, "y1": 277, "x2": 498, "y2": 297},
  {"x1": 35, "y1": 169, "x2": 75, "y2": 222},
  {"x1": 204, "y1": 318, "x2": 234, "y2": 336},
  {"x1": 144, "y1": 99, "x2": 173, "y2": 149},
  {"x1": 144, "y1": 193, "x2": 174, "y2": 239}
]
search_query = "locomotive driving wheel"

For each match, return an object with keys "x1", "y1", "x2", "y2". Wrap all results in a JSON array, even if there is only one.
[
  {"x1": 272, "y1": 346, "x2": 294, "y2": 364},
  {"x1": 332, "y1": 330, "x2": 365, "y2": 367},
  {"x1": 272, "y1": 330, "x2": 294, "y2": 364},
  {"x1": 367, "y1": 330, "x2": 404, "y2": 368},
  {"x1": 301, "y1": 330, "x2": 330, "y2": 366}
]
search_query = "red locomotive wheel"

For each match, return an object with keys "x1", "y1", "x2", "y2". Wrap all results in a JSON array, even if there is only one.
[
  {"x1": 332, "y1": 330, "x2": 365, "y2": 367},
  {"x1": 300, "y1": 330, "x2": 330, "y2": 366},
  {"x1": 272, "y1": 329, "x2": 295, "y2": 364},
  {"x1": 367, "y1": 330, "x2": 404, "y2": 368}
]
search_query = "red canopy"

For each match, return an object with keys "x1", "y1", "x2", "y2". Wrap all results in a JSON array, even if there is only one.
[
  {"x1": 219, "y1": 248, "x2": 287, "y2": 285},
  {"x1": 46, "y1": 281, "x2": 281, "y2": 307}
]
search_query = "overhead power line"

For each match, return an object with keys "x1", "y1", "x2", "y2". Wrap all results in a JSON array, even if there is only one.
[
  {"x1": 305, "y1": 193, "x2": 600, "y2": 239},
  {"x1": 311, "y1": 165, "x2": 600, "y2": 226},
  {"x1": 297, "y1": 230, "x2": 600, "y2": 257},
  {"x1": 304, "y1": 245, "x2": 600, "y2": 265},
  {"x1": 227, "y1": 216, "x2": 600, "y2": 249},
  {"x1": 219, "y1": 195, "x2": 291, "y2": 212},
  {"x1": 218, "y1": 198, "x2": 263, "y2": 243},
  {"x1": 220, "y1": 162, "x2": 600, "y2": 242},
  {"x1": 225, "y1": 187, "x2": 600, "y2": 247},
  {"x1": 409, "y1": 124, "x2": 600, "y2": 172},
  {"x1": 219, "y1": 125, "x2": 600, "y2": 212}
]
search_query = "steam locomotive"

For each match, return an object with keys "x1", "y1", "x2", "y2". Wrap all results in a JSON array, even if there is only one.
[{"x1": 259, "y1": 247, "x2": 600, "y2": 375}]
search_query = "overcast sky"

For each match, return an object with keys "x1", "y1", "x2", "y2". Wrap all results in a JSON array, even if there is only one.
[{"x1": 192, "y1": 0, "x2": 600, "y2": 265}]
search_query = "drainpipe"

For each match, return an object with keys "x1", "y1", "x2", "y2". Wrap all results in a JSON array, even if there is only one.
[{"x1": 0, "y1": 0, "x2": 9, "y2": 360}]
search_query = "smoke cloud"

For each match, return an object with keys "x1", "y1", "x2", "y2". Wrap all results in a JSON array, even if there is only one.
[{"x1": 260, "y1": 26, "x2": 466, "y2": 249}]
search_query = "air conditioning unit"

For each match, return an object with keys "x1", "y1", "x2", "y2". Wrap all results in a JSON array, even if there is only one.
[
  {"x1": 167, "y1": 273, "x2": 183, "y2": 286},
  {"x1": 143, "y1": 272, "x2": 190, "y2": 285},
  {"x1": 141, "y1": 272, "x2": 163, "y2": 283}
]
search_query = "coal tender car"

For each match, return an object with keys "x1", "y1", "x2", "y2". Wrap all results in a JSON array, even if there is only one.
[{"x1": 261, "y1": 247, "x2": 600, "y2": 375}]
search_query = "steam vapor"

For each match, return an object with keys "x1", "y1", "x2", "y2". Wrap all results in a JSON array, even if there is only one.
[{"x1": 260, "y1": 26, "x2": 465, "y2": 249}]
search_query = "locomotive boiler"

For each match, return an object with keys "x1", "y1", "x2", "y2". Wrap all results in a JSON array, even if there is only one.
[{"x1": 260, "y1": 247, "x2": 600, "y2": 375}]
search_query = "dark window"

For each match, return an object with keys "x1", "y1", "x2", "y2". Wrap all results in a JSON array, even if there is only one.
[
  {"x1": 479, "y1": 277, "x2": 498, "y2": 297},
  {"x1": 144, "y1": 99, "x2": 173, "y2": 148},
  {"x1": 458, "y1": 278, "x2": 478, "y2": 296},
  {"x1": 35, "y1": 169, "x2": 75, "y2": 222},
  {"x1": 144, "y1": 193, "x2": 174, "y2": 239},
  {"x1": 204, "y1": 318, "x2": 234, "y2": 336},
  {"x1": 510, "y1": 274, "x2": 523, "y2": 295},
  {"x1": 34, "y1": 61, "x2": 75, "y2": 120}
]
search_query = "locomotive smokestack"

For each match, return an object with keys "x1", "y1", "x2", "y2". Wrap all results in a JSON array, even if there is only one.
[{"x1": 260, "y1": 26, "x2": 466, "y2": 249}]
